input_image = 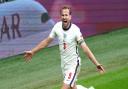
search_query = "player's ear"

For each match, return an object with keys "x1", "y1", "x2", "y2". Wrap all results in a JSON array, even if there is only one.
[{"x1": 70, "y1": 15, "x2": 72, "y2": 20}]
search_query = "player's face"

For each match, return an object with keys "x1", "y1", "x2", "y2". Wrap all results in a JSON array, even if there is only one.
[{"x1": 61, "y1": 9, "x2": 71, "y2": 29}]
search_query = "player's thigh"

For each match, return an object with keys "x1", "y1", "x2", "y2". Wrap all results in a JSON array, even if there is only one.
[{"x1": 63, "y1": 65, "x2": 80, "y2": 88}]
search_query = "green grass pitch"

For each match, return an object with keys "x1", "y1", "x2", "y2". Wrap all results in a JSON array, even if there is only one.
[{"x1": 0, "y1": 28, "x2": 128, "y2": 89}]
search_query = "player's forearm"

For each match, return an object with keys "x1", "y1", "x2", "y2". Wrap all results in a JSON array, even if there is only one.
[
  {"x1": 87, "y1": 51, "x2": 100, "y2": 66},
  {"x1": 81, "y1": 44, "x2": 100, "y2": 66},
  {"x1": 31, "y1": 40, "x2": 48, "y2": 54},
  {"x1": 31, "y1": 38, "x2": 51, "y2": 54}
]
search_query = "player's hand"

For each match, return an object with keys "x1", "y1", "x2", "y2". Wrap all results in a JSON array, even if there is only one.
[
  {"x1": 24, "y1": 51, "x2": 34, "y2": 62},
  {"x1": 96, "y1": 64, "x2": 105, "y2": 74}
]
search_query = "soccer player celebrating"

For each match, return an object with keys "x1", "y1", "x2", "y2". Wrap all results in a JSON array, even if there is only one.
[{"x1": 24, "y1": 6, "x2": 105, "y2": 89}]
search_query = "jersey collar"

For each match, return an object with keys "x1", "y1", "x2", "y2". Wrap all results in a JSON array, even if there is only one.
[{"x1": 62, "y1": 22, "x2": 72, "y2": 31}]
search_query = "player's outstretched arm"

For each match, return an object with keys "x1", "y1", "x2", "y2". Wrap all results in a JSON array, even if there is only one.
[
  {"x1": 24, "y1": 37, "x2": 53, "y2": 61},
  {"x1": 80, "y1": 43, "x2": 105, "y2": 74}
]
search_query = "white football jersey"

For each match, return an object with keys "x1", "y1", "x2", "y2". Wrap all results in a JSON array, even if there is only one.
[{"x1": 49, "y1": 21, "x2": 85, "y2": 68}]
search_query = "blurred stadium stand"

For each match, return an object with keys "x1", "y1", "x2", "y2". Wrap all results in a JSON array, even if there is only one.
[
  {"x1": 37, "y1": 0, "x2": 128, "y2": 37},
  {"x1": 0, "y1": 0, "x2": 128, "y2": 59}
]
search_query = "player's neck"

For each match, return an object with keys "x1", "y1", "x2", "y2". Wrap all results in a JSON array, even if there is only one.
[{"x1": 62, "y1": 22, "x2": 71, "y2": 31}]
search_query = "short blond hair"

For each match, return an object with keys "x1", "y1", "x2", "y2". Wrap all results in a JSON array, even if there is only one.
[{"x1": 60, "y1": 5, "x2": 72, "y2": 15}]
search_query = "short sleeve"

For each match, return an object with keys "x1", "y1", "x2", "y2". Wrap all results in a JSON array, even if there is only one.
[
  {"x1": 76, "y1": 28, "x2": 86, "y2": 45},
  {"x1": 49, "y1": 25, "x2": 57, "y2": 38}
]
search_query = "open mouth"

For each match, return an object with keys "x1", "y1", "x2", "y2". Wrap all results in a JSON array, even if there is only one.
[{"x1": 63, "y1": 20, "x2": 67, "y2": 24}]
